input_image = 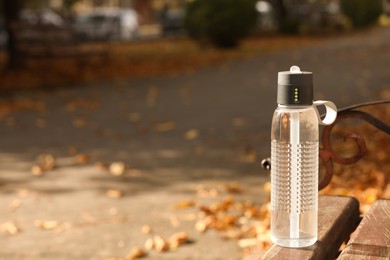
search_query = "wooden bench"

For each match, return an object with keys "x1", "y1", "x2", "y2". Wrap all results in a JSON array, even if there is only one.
[
  {"x1": 13, "y1": 22, "x2": 109, "y2": 64},
  {"x1": 255, "y1": 196, "x2": 390, "y2": 260},
  {"x1": 338, "y1": 199, "x2": 390, "y2": 259}
]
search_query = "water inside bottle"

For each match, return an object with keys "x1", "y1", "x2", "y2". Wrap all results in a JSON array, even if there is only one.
[{"x1": 271, "y1": 140, "x2": 318, "y2": 247}]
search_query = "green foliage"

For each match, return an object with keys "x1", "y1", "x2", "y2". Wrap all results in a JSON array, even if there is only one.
[
  {"x1": 340, "y1": 0, "x2": 383, "y2": 27},
  {"x1": 185, "y1": 0, "x2": 257, "y2": 48}
]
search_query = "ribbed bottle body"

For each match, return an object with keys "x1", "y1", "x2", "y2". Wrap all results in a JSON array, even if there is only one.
[{"x1": 270, "y1": 105, "x2": 318, "y2": 248}]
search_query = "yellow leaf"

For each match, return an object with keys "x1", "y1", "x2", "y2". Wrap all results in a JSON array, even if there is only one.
[
  {"x1": 184, "y1": 129, "x2": 199, "y2": 140},
  {"x1": 172, "y1": 199, "x2": 195, "y2": 210}
]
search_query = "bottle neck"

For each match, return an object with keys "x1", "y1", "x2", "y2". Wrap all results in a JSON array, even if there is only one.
[{"x1": 277, "y1": 104, "x2": 312, "y2": 109}]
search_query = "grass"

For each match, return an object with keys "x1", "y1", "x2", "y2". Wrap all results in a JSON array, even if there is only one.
[{"x1": 0, "y1": 34, "x2": 327, "y2": 90}]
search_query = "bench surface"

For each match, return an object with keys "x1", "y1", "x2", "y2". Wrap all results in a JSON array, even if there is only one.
[{"x1": 338, "y1": 199, "x2": 390, "y2": 260}]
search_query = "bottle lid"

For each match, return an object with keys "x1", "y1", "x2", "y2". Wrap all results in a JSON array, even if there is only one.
[{"x1": 277, "y1": 66, "x2": 313, "y2": 105}]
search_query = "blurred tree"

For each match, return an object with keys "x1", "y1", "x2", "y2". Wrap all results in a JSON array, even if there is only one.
[
  {"x1": 340, "y1": 0, "x2": 383, "y2": 27},
  {"x1": 273, "y1": 0, "x2": 287, "y2": 26},
  {"x1": 2, "y1": 0, "x2": 23, "y2": 69},
  {"x1": 185, "y1": 0, "x2": 258, "y2": 48}
]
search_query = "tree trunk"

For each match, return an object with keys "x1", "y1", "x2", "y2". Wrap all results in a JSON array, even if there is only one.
[
  {"x1": 273, "y1": 0, "x2": 287, "y2": 28},
  {"x1": 3, "y1": 0, "x2": 23, "y2": 69}
]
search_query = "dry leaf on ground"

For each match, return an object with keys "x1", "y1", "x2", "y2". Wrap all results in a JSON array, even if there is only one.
[
  {"x1": 106, "y1": 189, "x2": 124, "y2": 199},
  {"x1": 154, "y1": 121, "x2": 176, "y2": 132},
  {"x1": 126, "y1": 247, "x2": 146, "y2": 260},
  {"x1": 153, "y1": 235, "x2": 169, "y2": 252},
  {"x1": 34, "y1": 220, "x2": 60, "y2": 230},
  {"x1": 141, "y1": 225, "x2": 152, "y2": 234},
  {"x1": 0, "y1": 221, "x2": 20, "y2": 235},
  {"x1": 75, "y1": 154, "x2": 90, "y2": 164},
  {"x1": 109, "y1": 161, "x2": 126, "y2": 176},
  {"x1": 184, "y1": 129, "x2": 199, "y2": 140},
  {"x1": 172, "y1": 199, "x2": 196, "y2": 210},
  {"x1": 168, "y1": 231, "x2": 189, "y2": 250}
]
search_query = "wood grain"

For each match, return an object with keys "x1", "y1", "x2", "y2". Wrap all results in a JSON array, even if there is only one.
[{"x1": 338, "y1": 199, "x2": 390, "y2": 260}]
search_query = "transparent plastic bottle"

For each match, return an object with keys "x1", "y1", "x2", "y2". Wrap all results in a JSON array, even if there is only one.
[
  {"x1": 270, "y1": 66, "x2": 336, "y2": 248},
  {"x1": 271, "y1": 105, "x2": 319, "y2": 248}
]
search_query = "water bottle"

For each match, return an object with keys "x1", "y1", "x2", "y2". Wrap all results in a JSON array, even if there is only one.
[{"x1": 270, "y1": 66, "x2": 337, "y2": 248}]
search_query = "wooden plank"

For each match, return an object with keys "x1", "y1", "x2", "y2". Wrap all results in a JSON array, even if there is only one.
[
  {"x1": 338, "y1": 199, "x2": 390, "y2": 260},
  {"x1": 260, "y1": 196, "x2": 360, "y2": 260}
]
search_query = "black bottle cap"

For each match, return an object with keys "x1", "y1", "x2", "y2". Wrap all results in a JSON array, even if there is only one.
[{"x1": 277, "y1": 66, "x2": 313, "y2": 105}]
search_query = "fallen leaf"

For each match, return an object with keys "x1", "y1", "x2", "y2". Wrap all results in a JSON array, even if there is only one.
[
  {"x1": 196, "y1": 185, "x2": 218, "y2": 198},
  {"x1": 184, "y1": 129, "x2": 199, "y2": 140},
  {"x1": 238, "y1": 238, "x2": 259, "y2": 248},
  {"x1": 75, "y1": 154, "x2": 90, "y2": 164},
  {"x1": 95, "y1": 161, "x2": 108, "y2": 170},
  {"x1": 106, "y1": 189, "x2": 124, "y2": 199},
  {"x1": 109, "y1": 162, "x2": 126, "y2": 176},
  {"x1": 144, "y1": 238, "x2": 155, "y2": 250},
  {"x1": 36, "y1": 154, "x2": 56, "y2": 171},
  {"x1": 263, "y1": 182, "x2": 271, "y2": 193},
  {"x1": 141, "y1": 225, "x2": 152, "y2": 234},
  {"x1": 221, "y1": 229, "x2": 242, "y2": 240},
  {"x1": 126, "y1": 247, "x2": 146, "y2": 260},
  {"x1": 168, "y1": 231, "x2": 189, "y2": 250},
  {"x1": 154, "y1": 121, "x2": 176, "y2": 132},
  {"x1": 225, "y1": 183, "x2": 244, "y2": 194},
  {"x1": 0, "y1": 221, "x2": 20, "y2": 235},
  {"x1": 154, "y1": 235, "x2": 169, "y2": 252},
  {"x1": 129, "y1": 113, "x2": 141, "y2": 122},
  {"x1": 168, "y1": 231, "x2": 189, "y2": 245},
  {"x1": 172, "y1": 199, "x2": 195, "y2": 210},
  {"x1": 195, "y1": 220, "x2": 207, "y2": 233},
  {"x1": 35, "y1": 220, "x2": 59, "y2": 230},
  {"x1": 31, "y1": 165, "x2": 45, "y2": 176}
]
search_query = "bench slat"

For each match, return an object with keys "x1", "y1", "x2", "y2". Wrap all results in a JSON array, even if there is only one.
[
  {"x1": 338, "y1": 199, "x2": 390, "y2": 260},
  {"x1": 260, "y1": 196, "x2": 360, "y2": 260}
]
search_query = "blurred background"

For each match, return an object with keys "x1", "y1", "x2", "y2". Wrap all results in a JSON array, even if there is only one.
[
  {"x1": 0, "y1": 0, "x2": 389, "y2": 259},
  {"x1": 0, "y1": 0, "x2": 388, "y2": 84}
]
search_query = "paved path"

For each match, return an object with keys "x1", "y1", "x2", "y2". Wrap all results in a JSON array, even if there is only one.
[{"x1": 0, "y1": 26, "x2": 389, "y2": 259}]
